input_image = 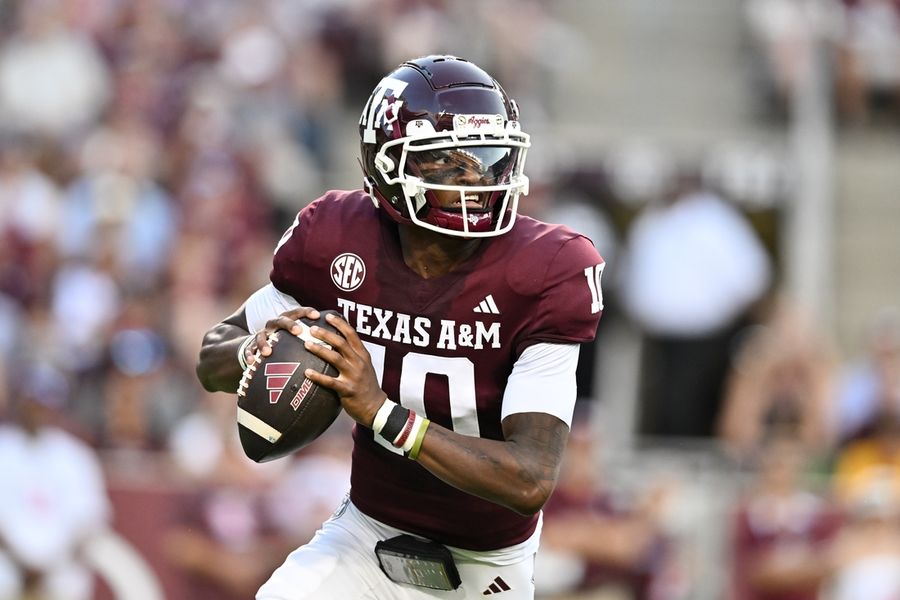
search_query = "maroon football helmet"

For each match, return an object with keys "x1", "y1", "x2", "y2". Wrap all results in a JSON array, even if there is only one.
[{"x1": 359, "y1": 55, "x2": 530, "y2": 237}]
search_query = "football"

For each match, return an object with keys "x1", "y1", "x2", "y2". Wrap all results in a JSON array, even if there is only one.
[{"x1": 236, "y1": 310, "x2": 344, "y2": 463}]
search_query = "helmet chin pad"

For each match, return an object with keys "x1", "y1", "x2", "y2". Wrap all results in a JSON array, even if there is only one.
[
  {"x1": 426, "y1": 207, "x2": 494, "y2": 232},
  {"x1": 371, "y1": 182, "x2": 521, "y2": 238}
]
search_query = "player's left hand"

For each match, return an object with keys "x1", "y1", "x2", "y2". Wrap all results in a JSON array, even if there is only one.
[{"x1": 301, "y1": 312, "x2": 387, "y2": 428}]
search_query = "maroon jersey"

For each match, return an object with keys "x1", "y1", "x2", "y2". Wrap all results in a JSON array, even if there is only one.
[{"x1": 270, "y1": 189, "x2": 604, "y2": 550}]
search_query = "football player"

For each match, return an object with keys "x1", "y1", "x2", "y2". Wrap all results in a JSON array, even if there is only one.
[{"x1": 196, "y1": 55, "x2": 605, "y2": 599}]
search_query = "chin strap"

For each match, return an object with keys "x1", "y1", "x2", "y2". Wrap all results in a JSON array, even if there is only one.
[
  {"x1": 363, "y1": 177, "x2": 379, "y2": 208},
  {"x1": 428, "y1": 207, "x2": 494, "y2": 233}
]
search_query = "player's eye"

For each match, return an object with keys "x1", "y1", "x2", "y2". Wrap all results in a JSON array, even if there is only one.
[{"x1": 418, "y1": 152, "x2": 448, "y2": 168}]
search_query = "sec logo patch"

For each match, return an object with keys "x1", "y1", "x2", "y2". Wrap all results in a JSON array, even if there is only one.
[{"x1": 330, "y1": 253, "x2": 366, "y2": 292}]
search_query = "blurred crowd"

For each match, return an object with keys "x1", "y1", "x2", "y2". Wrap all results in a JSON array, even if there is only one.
[
  {"x1": 0, "y1": 0, "x2": 898, "y2": 598},
  {"x1": 745, "y1": 0, "x2": 900, "y2": 126}
]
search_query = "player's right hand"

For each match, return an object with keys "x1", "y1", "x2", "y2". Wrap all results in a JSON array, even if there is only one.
[{"x1": 246, "y1": 307, "x2": 321, "y2": 365}]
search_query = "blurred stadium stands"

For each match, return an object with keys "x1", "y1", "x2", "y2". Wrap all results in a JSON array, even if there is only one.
[{"x1": 0, "y1": 0, "x2": 899, "y2": 598}]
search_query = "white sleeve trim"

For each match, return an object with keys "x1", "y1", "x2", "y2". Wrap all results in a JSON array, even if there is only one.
[
  {"x1": 501, "y1": 343, "x2": 580, "y2": 427},
  {"x1": 243, "y1": 284, "x2": 301, "y2": 333}
]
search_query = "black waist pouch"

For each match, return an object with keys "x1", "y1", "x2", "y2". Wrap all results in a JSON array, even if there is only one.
[{"x1": 374, "y1": 534, "x2": 462, "y2": 591}]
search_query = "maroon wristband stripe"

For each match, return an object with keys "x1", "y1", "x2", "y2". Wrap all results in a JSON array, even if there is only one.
[{"x1": 393, "y1": 411, "x2": 417, "y2": 448}]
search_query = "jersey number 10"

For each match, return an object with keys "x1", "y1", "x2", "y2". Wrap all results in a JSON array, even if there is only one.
[
  {"x1": 584, "y1": 263, "x2": 605, "y2": 315},
  {"x1": 364, "y1": 341, "x2": 480, "y2": 455}
]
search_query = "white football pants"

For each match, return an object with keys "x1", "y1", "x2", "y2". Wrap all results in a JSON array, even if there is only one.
[{"x1": 257, "y1": 496, "x2": 538, "y2": 599}]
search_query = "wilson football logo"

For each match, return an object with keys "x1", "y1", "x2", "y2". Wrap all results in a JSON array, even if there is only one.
[{"x1": 331, "y1": 253, "x2": 366, "y2": 292}]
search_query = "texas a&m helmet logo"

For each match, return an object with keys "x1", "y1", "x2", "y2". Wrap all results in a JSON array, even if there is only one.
[{"x1": 330, "y1": 253, "x2": 366, "y2": 292}]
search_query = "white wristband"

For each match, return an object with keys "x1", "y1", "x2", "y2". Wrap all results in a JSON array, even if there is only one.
[
  {"x1": 372, "y1": 398, "x2": 398, "y2": 435},
  {"x1": 237, "y1": 335, "x2": 254, "y2": 370}
]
